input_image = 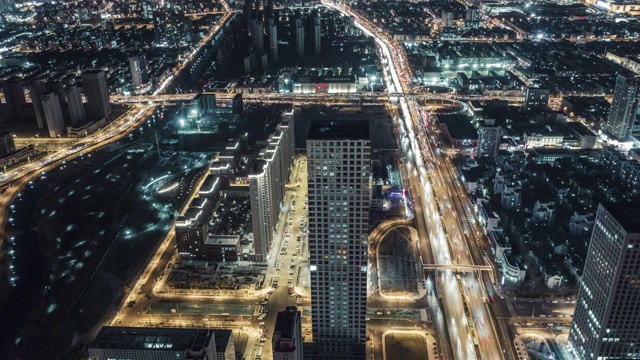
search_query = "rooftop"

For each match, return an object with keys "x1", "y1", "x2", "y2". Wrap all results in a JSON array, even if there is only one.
[
  {"x1": 89, "y1": 326, "x2": 215, "y2": 353},
  {"x1": 273, "y1": 306, "x2": 300, "y2": 353},
  {"x1": 307, "y1": 119, "x2": 370, "y2": 141}
]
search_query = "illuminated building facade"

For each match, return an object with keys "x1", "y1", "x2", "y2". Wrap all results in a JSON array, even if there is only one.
[{"x1": 569, "y1": 202, "x2": 640, "y2": 359}]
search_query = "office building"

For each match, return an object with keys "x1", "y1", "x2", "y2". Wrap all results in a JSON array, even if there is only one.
[
  {"x1": 29, "y1": 80, "x2": 46, "y2": 129},
  {"x1": 129, "y1": 53, "x2": 149, "y2": 87},
  {"x1": 524, "y1": 85, "x2": 550, "y2": 113},
  {"x1": 42, "y1": 93, "x2": 65, "y2": 138},
  {"x1": 249, "y1": 111, "x2": 295, "y2": 261},
  {"x1": 273, "y1": 307, "x2": 302, "y2": 360},
  {"x1": 312, "y1": 15, "x2": 321, "y2": 56},
  {"x1": 2, "y1": 80, "x2": 26, "y2": 117},
  {"x1": 605, "y1": 74, "x2": 640, "y2": 140},
  {"x1": 81, "y1": 70, "x2": 111, "y2": 121},
  {"x1": 568, "y1": 202, "x2": 640, "y2": 359},
  {"x1": 88, "y1": 326, "x2": 235, "y2": 360},
  {"x1": 295, "y1": 17, "x2": 305, "y2": 57},
  {"x1": 307, "y1": 120, "x2": 370, "y2": 359},
  {"x1": 65, "y1": 83, "x2": 87, "y2": 126},
  {"x1": 0, "y1": 131, "x2": 15, "y2": 156},
  {"x1": 477, "y1": 126, "x2": 501, "y2": 158}
]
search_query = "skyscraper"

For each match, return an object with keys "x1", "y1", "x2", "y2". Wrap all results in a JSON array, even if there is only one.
[
  {"x1": 267, "y1": 17, "x2": 278, "y2": 64},
  {"x1": 1, "y1": 80, "x2": 26, "y2": 117},
  {"x1": 42, "y1": 93, "x2": 65, "y2": 138},
  {"x1": 249, "y1": 111, "x2": 295, "y2": 261},
  {"x1": 312, "y1": 15, "x2": 321, "y2": 56},
  {"x1": 29, "y1": 80, "x2": 46, "y2": 129},
  {"x1": 129, "y1": 53, "x2": 149, "y2": 87},
  {"x1": 295, "y1": 17, "x2": 305, "y2": 57},
  {"x1": 81, "y1": 70, "x2": 111, "y2": 121},
  {"x1": 605, "y1": 73, "x2": 640, "y2": 141},
  {"x1": 153, "y1": 10, "x2": 169, "y2": 46},
  {"x1": 307, "y1": 120, "x2": 370, "y2": 359},
  {"x1": 568, "y1": 202, "x2": 640, "y2": 359},
  {"x1": 250, "y1": 17, "x2": 264, "y2": 56},
  {"x1": 0, "y1": 131, "x2": 15, "y2": 156},
  {"x1": 273, "y1": 306, "x2": 303, "y2": 360},
  {"x1": 477, "y1": 125, "x2": 501, "y2": 158},
  {"x1": 523, "y1": 85, "x2": 550, "y2": 113},
  {"x1": 65, "y1": 83, "x2": 87, "y2": 126}
]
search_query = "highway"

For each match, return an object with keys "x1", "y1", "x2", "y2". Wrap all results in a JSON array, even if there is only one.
[{"x1": 321, "y1": 1, "x2": 507, "y2": 359}]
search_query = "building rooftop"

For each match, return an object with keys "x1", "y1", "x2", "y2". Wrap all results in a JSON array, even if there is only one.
[
  {"x1": 89, "y1": 327, "x2": 215, "y2": 353},
  {"x1": 273, "y1": 306, "x2": 299, "y2": 353},
  {"x1": 437, "y1": 114, "x2": 478, "y2": 140},
  {"x1": 307, "y1": 119, "x2": 370, "y2": 141},
  {"x1": 601, "y1": 202, "x2": 640, "y2": 233},
  {"x1": 205, "y1": 234, "x2": 240, "y2": 246}
]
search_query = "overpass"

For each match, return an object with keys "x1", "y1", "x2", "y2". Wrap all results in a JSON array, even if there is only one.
[
  {"x1": 423, "y1": 263, "x2": 494, "y2": 271},
  {"x1": 111, "y1": 92, "x2": 522, "y2": 106}
]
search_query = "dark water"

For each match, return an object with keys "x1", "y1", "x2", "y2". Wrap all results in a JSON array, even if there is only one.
[{"x1": 0, "y1": 183, "x2": 47, "y2": 352}]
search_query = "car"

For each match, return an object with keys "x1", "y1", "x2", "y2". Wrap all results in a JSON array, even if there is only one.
[{"x1": 259, "y1": 322, "x2": 265, "y2": 325}]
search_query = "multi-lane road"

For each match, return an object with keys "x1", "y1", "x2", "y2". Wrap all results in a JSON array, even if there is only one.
[{"x1": 323, "y1": 1, "x2": 508, "y2": 359}]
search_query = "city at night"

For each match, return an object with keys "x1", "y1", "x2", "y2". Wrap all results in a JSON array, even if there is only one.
[{"x1": 1, "y1": 0, "x2": 640, "y2": 359}]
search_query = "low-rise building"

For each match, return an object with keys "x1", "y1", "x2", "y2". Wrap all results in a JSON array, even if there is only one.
[
  {"x1": 88, "y1": 327, "x2": 235, "y2": 360},
  {"x1": 204, "y1": 234, "x2": 240, "y2": 262},
  {"x1": 488, "y1": 230, "x2": 526, "y2": 282},
  {"x1": 476, "y1": 199, "x2": 500, "y2": 232},
  {"x1": 501, "y1": 184, "x2": 521, "y2": 210},
  {"x1": 532, "y1": 201, "x2": 556, "y2": 226}
]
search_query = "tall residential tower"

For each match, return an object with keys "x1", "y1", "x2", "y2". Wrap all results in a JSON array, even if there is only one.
[
  {"x1": 306, "y1": 120, "x2": 370, "y2": 359},
  {"x1": 606, "y1": 74, "x2": 640, "y2": 141}
]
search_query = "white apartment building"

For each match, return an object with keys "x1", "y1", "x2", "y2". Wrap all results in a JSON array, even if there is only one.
[{"x1": 249, "y1": 110, "x2": 295, "y2": 261}]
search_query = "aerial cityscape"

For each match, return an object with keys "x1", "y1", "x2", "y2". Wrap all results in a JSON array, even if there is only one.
[{"x1": 0, "y1": 0, "x2": 640, "y2": 359}]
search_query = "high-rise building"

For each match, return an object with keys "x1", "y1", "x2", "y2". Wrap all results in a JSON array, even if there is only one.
[
  {"x1": 568, "y1": 202, "x2": 640, "y2": 359},
  {"x1": 477, "y1": 126, "x2": 501, "y2": 158},
  {"x1": 250, "y1": 17, "x2": 264, "y2": 56},
  {"x1": 267, "y1": 18, "x2": 278, "y2": 64},
  {"x1": 46, "y1": 81, "x2": 67, "y2": 106},
  {"x1": 88, "y1": 326, "x2": 235, "y2": 360},
  {"x1": 295, "y1": 17, "x2": 305, "y2": 57},
  {"x1": 129, "y1": 53, "x2": 149, "y2": 87},
  {"x1": 42, "y1": 93, "x2": 65, "y2": 138},
  {"x1": 605, "y1": 74, "x2": 640, "y2": 141},
  {"x1": 0, "y1": 131, "x2": 15, "y2": 156},
  {"x1": 81, "y1": 70, "x2": 111, "y2": 121},
  {"x1": 2, "y1": 80, "x2": 26, "y2": 117},
  {"x1": 441, "y1": 11, "x2": 454, "y2": 27},
  {"x1": 466, "y1": 6, "x2": 481, "y2": 27},
  {"x1": 176, "y1": 199, "x2": 210, "y2": 260},
  {"x1": 523, "y1": 85, "x2": 550, "y2": 113},
  {"x1": 65, "y1": 83, "x2": 87, "y2": 126},
  {"x1": 312, "y1": 15, "x2": 321, "y2": 56},
  {"x1": 29, "y1": 80, "x2": 46, "y2": 129},
  {"x1": 273, "y1": 306, "x2": 303, "y2": 360},
  {"x1": 153, "y1": 10, "x2": 169, "y2": 46},
  {"x1": 306, "y1": 120, "x2": 370, "y2": 359},
  {"x1": 249, "y1": 111, "x2": 295, "y2": 261}
]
